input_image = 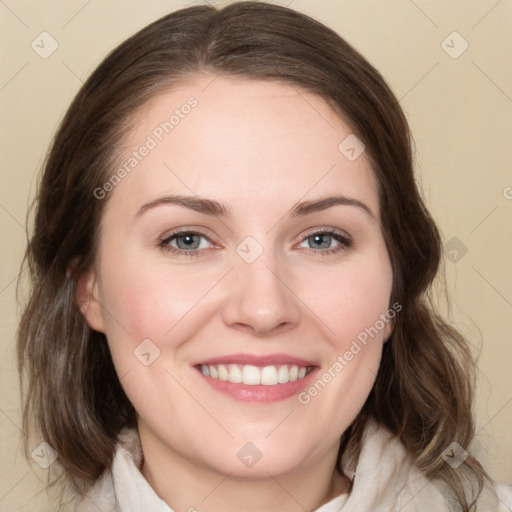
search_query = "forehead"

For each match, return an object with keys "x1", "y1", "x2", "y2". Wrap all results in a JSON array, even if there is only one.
[{"x1": 106, "y1": 76, "x2": 379, "y2": 218}]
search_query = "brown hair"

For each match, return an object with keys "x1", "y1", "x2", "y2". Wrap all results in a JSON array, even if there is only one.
[{"x1": 17, "y1": 2, "x2": 488, "y2": 510}]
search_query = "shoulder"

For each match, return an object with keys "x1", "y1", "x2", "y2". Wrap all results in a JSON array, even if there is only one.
[
  {"x1": 492, "y1": 481, "x2": 512, "y2": 512},
  {"x1": 74, "y1": 427, "x2": 171, "y2": 512},
  {"x1": 342, "y1": 419, "x2": 511, "y2": 512},
  {"x1": 73, "y1": 470, "x2": 116, "y2": 512}
]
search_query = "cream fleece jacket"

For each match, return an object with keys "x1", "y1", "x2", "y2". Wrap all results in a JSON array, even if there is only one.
[{"x1": 74, "y1": 419, "x2": 512, "y2": 512}]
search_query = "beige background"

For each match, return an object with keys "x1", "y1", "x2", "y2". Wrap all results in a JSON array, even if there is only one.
[{"x1": 1, "y1": 0, "x2": 511, "y2": 510}]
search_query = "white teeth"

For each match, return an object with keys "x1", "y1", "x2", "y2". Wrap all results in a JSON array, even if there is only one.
[
  {"x1": 278, "y1": 365, "x2": 289, "y2": 383},
  {"x1": 228, "y1": 364, "x2": 243, "y2": 383},
  {"x1": 218, "y1": 364, "x2": 228, "y2": 381},
  {"x1": 242, "y1": 365, "x2": 260, "y2": 385},
  {"x1": 260, "y1": 366, "x2": 278, "y2": 385},
  {"x1": 200, "y1": 363, "x2": 310, "y2": 385}
]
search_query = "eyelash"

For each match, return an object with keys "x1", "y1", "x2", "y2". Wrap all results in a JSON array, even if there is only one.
[
  {"x1": 158, "y1": 228, "x2": 216, "y2": 258},
  {"x1": 158, "y1": 227, "x2": 352, "y2": 258}
]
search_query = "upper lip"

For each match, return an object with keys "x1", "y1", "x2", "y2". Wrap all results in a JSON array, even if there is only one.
[{"x1": 194, "y1": 353, "x2": 318, "y2": 367}]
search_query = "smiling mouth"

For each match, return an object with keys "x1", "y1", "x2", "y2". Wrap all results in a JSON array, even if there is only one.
[{"x1": 198, "y1": 363, "x2": 314, "y2": 386}]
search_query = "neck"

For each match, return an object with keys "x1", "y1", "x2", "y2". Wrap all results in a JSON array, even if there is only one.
[{"x1": 138, "y1": 423, "x2": 351, "y2": 512}]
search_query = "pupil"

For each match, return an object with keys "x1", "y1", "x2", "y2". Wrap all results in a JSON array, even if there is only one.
[
  {"x1": 178, "y1": 234, "x2": 198, "y2": 249},
  {"x1": 312, "y1": 234, "x2": 330, "y2": 248}
]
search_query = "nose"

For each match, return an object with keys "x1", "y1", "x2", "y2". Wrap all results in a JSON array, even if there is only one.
[{"x1": 221, "y1": 253, "x2": 301, "y2": 337}]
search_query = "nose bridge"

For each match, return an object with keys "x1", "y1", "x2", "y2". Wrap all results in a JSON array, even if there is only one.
[{"x1": 221, "y1": 240, "x2": 300, "y2": 335}]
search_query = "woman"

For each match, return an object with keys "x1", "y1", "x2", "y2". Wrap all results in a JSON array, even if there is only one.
[{"x1": 17, "y1": 2, "x2": 511, "y2": 511}]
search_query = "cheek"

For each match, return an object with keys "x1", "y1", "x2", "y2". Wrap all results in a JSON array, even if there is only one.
[
  {"x1": 97, "y1": 252, "x2": 223, "y2": 361},
  {"x1": 295, "y1": 253, "x2": 393, "y2": 347},
  {"x1": 292, "y1": 252, "x2": 393, "y2": 426}
]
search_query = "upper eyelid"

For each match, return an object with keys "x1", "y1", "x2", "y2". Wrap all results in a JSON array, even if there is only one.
[
  {"x1": 299, "y1": 226, "x2": 351, "y2": 239},
  {"x1": 161, "y1": 227, "x2": 217, "y2": 241}
]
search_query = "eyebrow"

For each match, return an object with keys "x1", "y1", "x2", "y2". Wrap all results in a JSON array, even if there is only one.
[
  {"x1": 290, "y1": 196, "x2": 375, "y2": 219},
  {"x1": 136, "y1": 194, "x2": 376, "y2": 220}
]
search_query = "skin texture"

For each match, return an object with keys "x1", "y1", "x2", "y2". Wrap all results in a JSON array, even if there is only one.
[{"x1": 78, "y1": 76, "x2": 394, "y2": 512}]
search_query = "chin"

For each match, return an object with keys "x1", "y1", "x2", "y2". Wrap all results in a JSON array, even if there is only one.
[{"x1": 195, "y1": 435, "x2": 315, "y2": 480}]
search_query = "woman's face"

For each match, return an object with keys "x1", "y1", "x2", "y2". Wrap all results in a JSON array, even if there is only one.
[{"x1": 81, "y1": 76, "x2": 394, "y2": 479}]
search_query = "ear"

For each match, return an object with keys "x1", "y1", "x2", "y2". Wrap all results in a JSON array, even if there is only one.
[
  {"x1": 76, "y1": 268, "x2": 105, "y2": 333},
  {"x1": 383, "y1": 315, "x2": 395, "y2": 343},
  {"x1": 383, "y1": 320, "x2": 394, "y2": 342}
]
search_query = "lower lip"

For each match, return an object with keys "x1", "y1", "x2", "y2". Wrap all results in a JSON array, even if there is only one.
[{"x1": 196, "y1": 367, "x2": 318, "y2": 402}]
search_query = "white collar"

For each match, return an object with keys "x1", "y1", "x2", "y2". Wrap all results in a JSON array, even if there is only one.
[{"x1": 74, "y1": 419, "x2": 510, "y2": 512}]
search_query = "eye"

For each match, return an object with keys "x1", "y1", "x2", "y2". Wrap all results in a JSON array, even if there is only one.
[
  {"x1": 297, "y1": 230, "x2": 352, "y2": 255},
  {"x1": 159, "y1": 229, "x2": 214, "y2": 257}
]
